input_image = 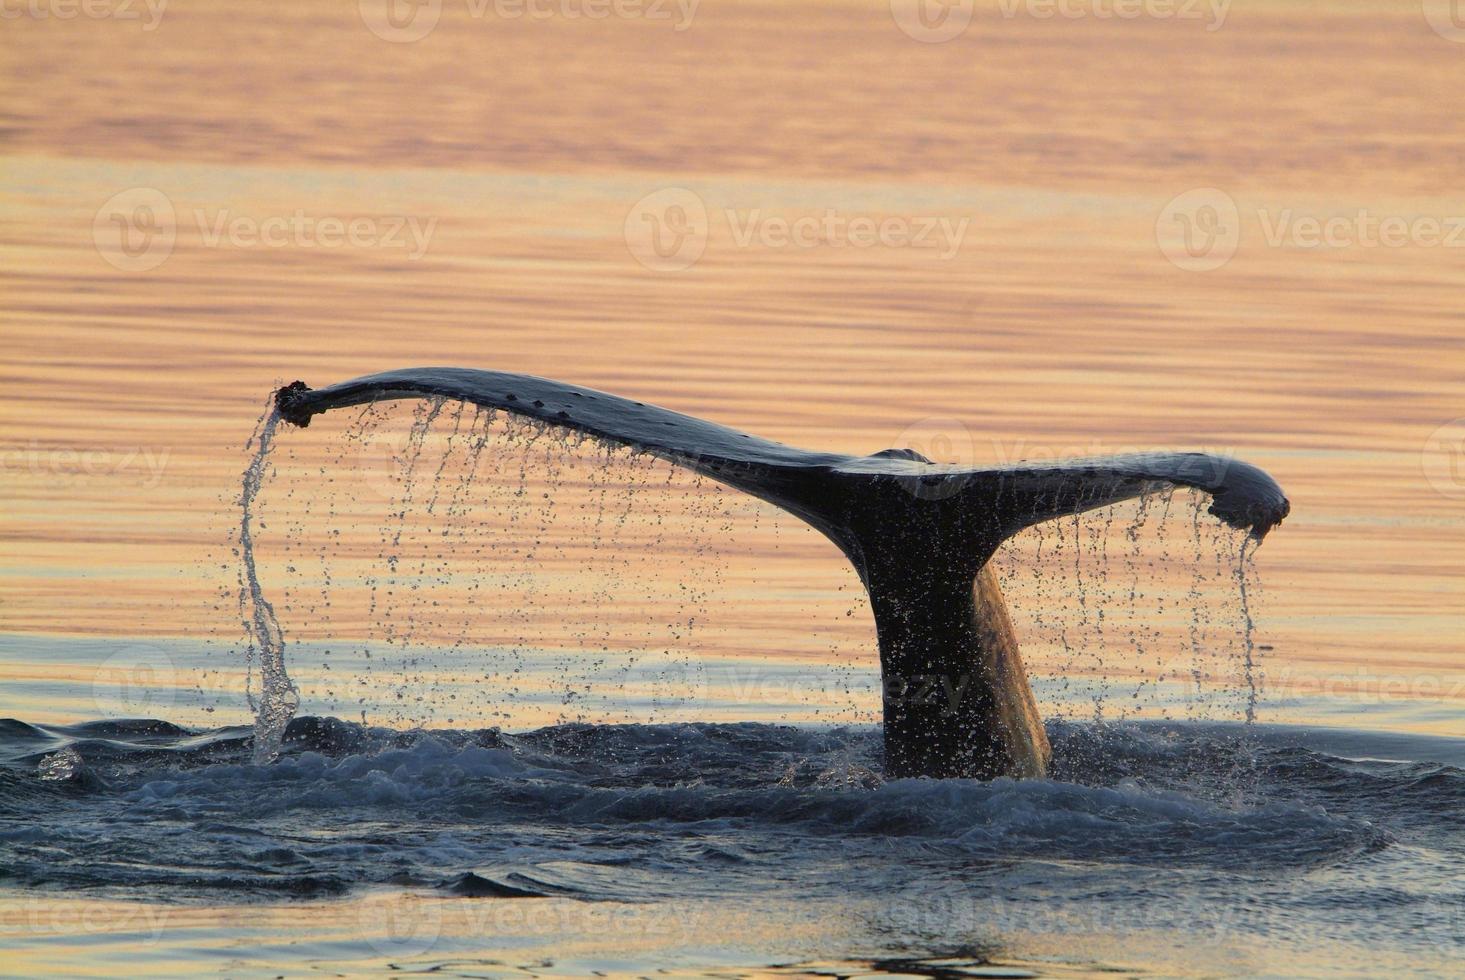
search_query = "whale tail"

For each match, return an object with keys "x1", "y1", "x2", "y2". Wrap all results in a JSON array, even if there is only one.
[{"x1": 276, "y1": 369, "x2": 1288, "y2": 779}]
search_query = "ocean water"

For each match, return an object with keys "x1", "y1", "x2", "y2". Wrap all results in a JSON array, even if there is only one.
[
  {"x1": 4, "y1": 0, "x2": 1464, "y2": 976},
  {"x1": 4, "y1": 418, "x2": 1459, "y2": 978},
  {"x1": 3, "y1": 353, "x2": 1461, "y2": 979},
  {"x1": 3, "y1": 712, "x2": 1463, "y2": 977}
]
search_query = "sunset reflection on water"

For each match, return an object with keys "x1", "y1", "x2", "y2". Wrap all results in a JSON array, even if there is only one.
[{"x1": 3, "y1": 0, "x2": 1463, "y2": 733}]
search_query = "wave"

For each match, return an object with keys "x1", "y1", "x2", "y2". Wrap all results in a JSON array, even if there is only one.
[{"x1": 4, "y1": 717, "x2": 1458, "y2": 904}]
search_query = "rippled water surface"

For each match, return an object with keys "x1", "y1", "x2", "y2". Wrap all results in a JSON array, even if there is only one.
[
  {"x1": 4, "y1": 715, "x2": 1464, "y2": 976},
  {"x1": 3, "y1": 0, "x2": 1464, "y2": 975}
]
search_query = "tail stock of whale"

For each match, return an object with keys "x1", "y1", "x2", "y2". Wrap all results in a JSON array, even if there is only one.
[{"x1": 275, "y1": 368, "x2": 1289, "y2": 780}]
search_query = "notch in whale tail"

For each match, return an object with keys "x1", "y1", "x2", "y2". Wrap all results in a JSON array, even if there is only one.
[{"x1": 276, "y1": 368, "x2": 1289, "y2": 781}]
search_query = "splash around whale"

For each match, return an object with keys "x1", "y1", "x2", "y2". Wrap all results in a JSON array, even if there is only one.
[{"x1": 269, "y1": 367, "x2": 1289, "y2": 780}]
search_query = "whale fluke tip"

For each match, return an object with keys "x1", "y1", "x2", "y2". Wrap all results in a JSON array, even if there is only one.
[
  {"x1": 1197, "y1": 456, "x2": 1290, "y2": 542},
  {"x1": 1212, "y1": 492, "x2": 1290, "y2": 543},
  {"x1": 275, "y1": 381, "x2": 315, "y2": 428}
]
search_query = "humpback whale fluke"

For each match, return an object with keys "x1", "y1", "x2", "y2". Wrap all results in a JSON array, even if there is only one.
[{"x1": 274, "y1": 368, "x2": 1289, "y2": 780}]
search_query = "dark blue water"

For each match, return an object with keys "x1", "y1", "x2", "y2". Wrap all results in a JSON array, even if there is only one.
[{"x1": 3, "y1": 715, "x2": 1462, "y2": 976}]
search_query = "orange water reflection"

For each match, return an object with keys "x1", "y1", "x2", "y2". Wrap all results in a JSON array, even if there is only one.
[{"x1": 1, "y1": 0, "x2": 1462, "y2": 736}]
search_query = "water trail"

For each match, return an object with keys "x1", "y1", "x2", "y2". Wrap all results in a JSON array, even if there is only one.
[
  {"x1": 1237, "y1": 533, "x2": 1260, "y2": 724},
  {"x1": 235, "y1": 390, "x2": 1270, "y2": 767},
  {"x1": 238, "y1": 401, "x2": 299, "y2": 763},
  {"x1": 993, "y1": 488, "x2": 1263, "y2": 731},
  {"x1": 241, "y1": 401, "x2": 778, "y2": 733}
]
